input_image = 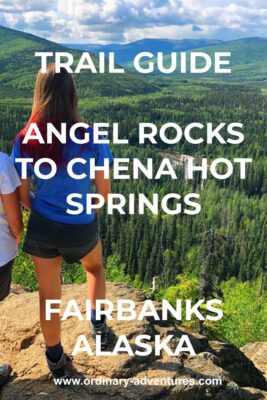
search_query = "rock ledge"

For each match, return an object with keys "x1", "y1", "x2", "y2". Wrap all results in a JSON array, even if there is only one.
[{"x1": 0, "y1": 283, "x2": 266, "y2": 400}]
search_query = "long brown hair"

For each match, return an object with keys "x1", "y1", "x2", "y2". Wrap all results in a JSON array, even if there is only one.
[
  {"x1": 18, "y1": 64, "x2": 81, "y2": 165},
  {"x1": 32, "y1": 63, "x2": 79, "y2": 123}
]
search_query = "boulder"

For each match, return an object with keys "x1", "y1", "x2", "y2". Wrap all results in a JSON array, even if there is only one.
[
  {"x1": 209, "y1": 341, "x2": 267, "y2": 390},
  {"x1": 242, "y1": 343, "x2": 267, "y2": 377}
]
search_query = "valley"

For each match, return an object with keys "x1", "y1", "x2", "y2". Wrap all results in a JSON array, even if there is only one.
[{"x1": 0, "y1": 24, "x2": 266, "y2": 348}]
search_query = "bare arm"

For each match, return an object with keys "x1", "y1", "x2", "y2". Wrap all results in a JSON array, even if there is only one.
[
  {"x1": 18, "y1": 178, "x2": 33, "y2": 210},
  {"x1": 2, "y1": 189, "x2": 23, "y2": 243},
  {"x1": 95, "y1": 170, "x2": 111, "y2": 210}
]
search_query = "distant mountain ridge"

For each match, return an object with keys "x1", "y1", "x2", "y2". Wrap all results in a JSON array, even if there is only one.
[
  {"x1": 131, "y1": 37, "x2": 267, "y2": 82},
  {"x1": 63, "y1": 38, "x2": 223, "y2": 64},
  {"x1": 0, "y1": 25, "x2": 158, "y2": 98}
]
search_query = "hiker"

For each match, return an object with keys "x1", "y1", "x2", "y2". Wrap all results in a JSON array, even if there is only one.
[
  {"x1": 0, "y1": 152, "x2": 23, "y2": 387},
  {"x1": 11, "y1": 64, "x2": 113, "y2": 379}
]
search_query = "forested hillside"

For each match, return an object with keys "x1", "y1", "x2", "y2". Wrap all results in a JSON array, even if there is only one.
[
  {"x1": 7, "y1": 85, "x2": 266, "y2": 286},
  {"x1": 0, "y1": 25, "x2": 158, "y2": 97}
]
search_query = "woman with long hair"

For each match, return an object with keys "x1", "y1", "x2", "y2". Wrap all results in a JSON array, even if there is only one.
[{"x1": 11, "y1": 64, "x2": 113, "y2": 379}]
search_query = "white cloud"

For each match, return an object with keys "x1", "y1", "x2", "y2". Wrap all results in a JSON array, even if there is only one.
[
  {"x1": 0, "y1": 0, "x2": 267, "y2": 43},
  {"x1": 0, "y1": 0, "x2": 50, "y2": 13}
]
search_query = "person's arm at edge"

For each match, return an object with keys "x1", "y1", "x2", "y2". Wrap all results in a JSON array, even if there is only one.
[
  {"x1": 18, "y1": 178, "x2": 33, "y2": 210},
  {"x1": 2, "y1": 189, "x2": 23, "y2": 244}
]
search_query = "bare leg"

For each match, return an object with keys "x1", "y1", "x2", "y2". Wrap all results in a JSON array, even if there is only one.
[
  {"x1": 33, "y1": 256, "x2": 62, "y2": 346},
  {"x1": 80, "y1": 240, "x2": 106, "y2": 310}
]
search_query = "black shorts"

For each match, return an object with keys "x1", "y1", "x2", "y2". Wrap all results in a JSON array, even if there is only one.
[
  {"x1": 23, "y1": 210, "x2": 99, "y2": 264},
  {"x1": 0, "y1": 259, "x2": 14, "y2": 301}
]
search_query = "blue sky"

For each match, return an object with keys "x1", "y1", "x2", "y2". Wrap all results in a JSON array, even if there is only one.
[{"x1": 0, "y1": 0, "x2": 266, "y2": 44}]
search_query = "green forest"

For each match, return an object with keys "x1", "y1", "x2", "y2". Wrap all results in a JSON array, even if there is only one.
[{"x1": 0, "y1": 25, "x2": 266, "y2": 348}]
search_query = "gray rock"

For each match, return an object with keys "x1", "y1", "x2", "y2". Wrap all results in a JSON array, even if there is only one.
[{"x1": 210, "y1": 341, "x2": 267, "y2": 390}]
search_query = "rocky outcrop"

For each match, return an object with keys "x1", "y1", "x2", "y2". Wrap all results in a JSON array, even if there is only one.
[
  {"x1": 242, "y1": 343, "x2": 267, "y2": 378},
  {"x1": 0, "y1": 283, "x2": 266, "y2": 400},
  {"x1": 209, "y1": 341, "x2": 266, "y2": 390}
]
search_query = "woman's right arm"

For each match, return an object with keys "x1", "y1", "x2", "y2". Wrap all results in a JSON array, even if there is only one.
[
  {"x1": 18, "y1": 178, "x2": 33, "y2": 210},
  {"x1": 94, "y1": 171, "x2": 111, "y2": 209}
]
